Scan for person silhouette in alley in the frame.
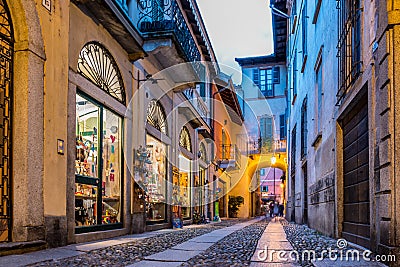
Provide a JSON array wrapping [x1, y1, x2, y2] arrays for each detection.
[[278, 203, 284, 217], [273, 201, 279, 221], [269, 201, 274, 218]]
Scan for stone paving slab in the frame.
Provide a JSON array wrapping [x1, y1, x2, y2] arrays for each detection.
[[251, 248, 297, 263], [127, 260, 184, 267], [63, 239, 128, 252], [172, 241, 213, 251], [313, 258, 387, 267], [250, 262, 300, 267], [257, 241, 294, 250], [188, 235, 224, 243], [0, 247, 84, 267], [250, 219, 298, 266], [144, 249, 200, 262]]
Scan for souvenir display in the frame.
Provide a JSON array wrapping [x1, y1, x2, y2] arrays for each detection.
[[75, 94, 122, 228], [179, 154, 191, 219], [145, 135, 167, 222]]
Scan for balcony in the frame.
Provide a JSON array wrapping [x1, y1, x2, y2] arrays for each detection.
[[137, 0, 203, 78], [182, 87, 209, 122], [216, 144, 241, 170], [72, 0, 145, 61], [247, 137, 284, 155]]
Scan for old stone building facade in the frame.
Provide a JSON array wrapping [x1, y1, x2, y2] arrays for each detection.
[[286, 0, 400, 261], [0, 0, 248, 254]]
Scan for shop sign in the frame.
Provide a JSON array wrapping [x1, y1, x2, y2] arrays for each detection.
[[42, 0, 51, 12]]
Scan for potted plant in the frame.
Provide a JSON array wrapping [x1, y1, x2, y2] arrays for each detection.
[[228, 196, 244, 218]]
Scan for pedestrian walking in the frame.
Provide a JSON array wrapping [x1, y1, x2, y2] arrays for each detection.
[[278, 203, 284, 217], [269, 201, 274, 218], [273, 201, 279, 221]]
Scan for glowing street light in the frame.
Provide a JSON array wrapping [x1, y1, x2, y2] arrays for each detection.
[[271, 156, 277, 165]]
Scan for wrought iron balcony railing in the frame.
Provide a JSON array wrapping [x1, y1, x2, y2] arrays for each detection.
[[182, 87, 209, 121], [137, 0, 201, 63], [247, 137, 275, 155]]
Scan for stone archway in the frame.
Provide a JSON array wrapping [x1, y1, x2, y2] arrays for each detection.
[[5, 0, 45, 242]]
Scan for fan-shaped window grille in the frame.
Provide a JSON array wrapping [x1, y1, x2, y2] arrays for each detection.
[[179, 126, 192, 152], [146, 100, 167, 135], [199, 142, 206, 162], [77, 42, 126, 104], [0, 0, 12, 42]]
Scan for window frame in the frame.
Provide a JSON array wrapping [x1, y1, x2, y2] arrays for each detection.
[[75, 91, 124, 234], [260, 68, 274, 97]]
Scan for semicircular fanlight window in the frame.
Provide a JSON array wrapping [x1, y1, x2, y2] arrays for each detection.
[[199, 142, 207, 162], [179, 126, 192, 152], [77, 42, 126, 104], [146, 100, 168, 135]]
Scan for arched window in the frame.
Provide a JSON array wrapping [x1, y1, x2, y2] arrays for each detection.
[[0, 0, 13, 243], [199, 142, 207, 162], [77, 42, 126, 104], [146, 100, 167, 135], [179, 126, 191, 152]]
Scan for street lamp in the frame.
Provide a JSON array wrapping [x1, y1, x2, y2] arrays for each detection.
[[271, 156, 276, 200]]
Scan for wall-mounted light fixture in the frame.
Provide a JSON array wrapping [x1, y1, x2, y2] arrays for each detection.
[[130, 70, 164, 87]]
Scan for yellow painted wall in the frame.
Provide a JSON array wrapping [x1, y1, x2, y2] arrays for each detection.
[[38, 0, 70, 217]]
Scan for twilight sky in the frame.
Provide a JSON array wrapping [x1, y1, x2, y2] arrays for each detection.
[[197, 0, 274, 84]]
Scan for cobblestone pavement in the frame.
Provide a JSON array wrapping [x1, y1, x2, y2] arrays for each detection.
[[181, 219, 269, 267], [281, 220, 388, 267], [27, 219, 249, 267]]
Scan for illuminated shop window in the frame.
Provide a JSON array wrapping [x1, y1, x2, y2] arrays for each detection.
[[75, 94, 122, 230], [145, 135, 167, 223]]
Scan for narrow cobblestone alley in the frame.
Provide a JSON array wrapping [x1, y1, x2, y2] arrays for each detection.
[[0, 218, 391, 267]]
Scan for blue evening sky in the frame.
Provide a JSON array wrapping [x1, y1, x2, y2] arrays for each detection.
[[197, 0, 274, 84]]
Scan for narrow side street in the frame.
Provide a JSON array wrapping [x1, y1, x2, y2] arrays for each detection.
[[1, 217, 389, 267]]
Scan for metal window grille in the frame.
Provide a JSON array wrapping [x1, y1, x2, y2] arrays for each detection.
[[301, 98, 307, 158], [0, 0, 13, 243], [336, 0, 362, 104]]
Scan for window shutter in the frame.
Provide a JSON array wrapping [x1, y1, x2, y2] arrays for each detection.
[[199, 83, 206, 98], [266, 117, 273, 138], [273, 66, 280, 84], [280, 114, 285, 140], [260, 118, 266, 140]]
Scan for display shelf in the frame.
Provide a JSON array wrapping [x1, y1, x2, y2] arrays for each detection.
[[75, 194, 97, 199], [103, 196, 120, 201]]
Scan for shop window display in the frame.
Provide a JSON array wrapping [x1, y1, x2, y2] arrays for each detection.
[[179, 154, 191, 219], [75, 94, 122, 229], [145, 135, 167, 222]]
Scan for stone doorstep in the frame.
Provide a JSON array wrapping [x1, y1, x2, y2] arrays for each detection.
[[0, 247, 85, 267], [0, 240, 47, 257]]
